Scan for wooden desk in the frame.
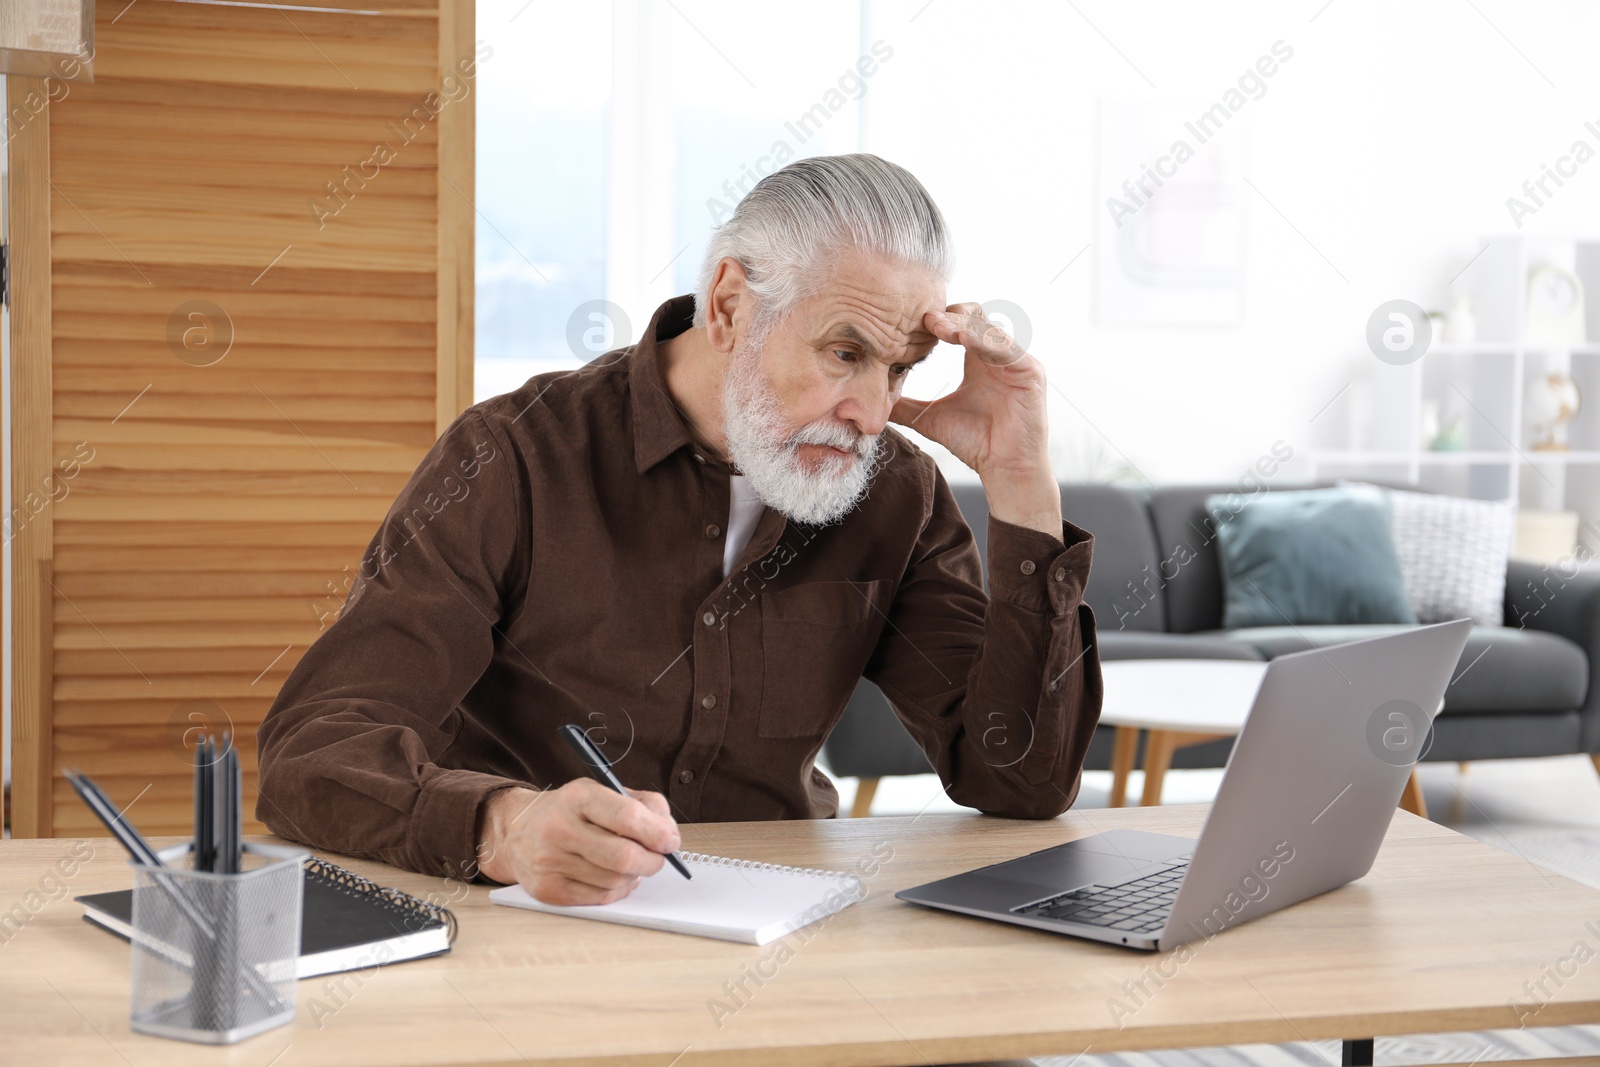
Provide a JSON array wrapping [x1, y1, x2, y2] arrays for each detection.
[[2, 805, 1598, 1066]]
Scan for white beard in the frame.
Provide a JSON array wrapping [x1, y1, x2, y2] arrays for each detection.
[[721, 329, 884, 526]]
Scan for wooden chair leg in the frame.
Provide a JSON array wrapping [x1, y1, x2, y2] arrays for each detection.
[[1399, 770, 1428, 818], [1591, 753, 1600, 782], [1109, 727, 1138, 808], [1457, 761, 1470, 776], [850, 777, 879, 818], [1141, 731, 1177, 807]]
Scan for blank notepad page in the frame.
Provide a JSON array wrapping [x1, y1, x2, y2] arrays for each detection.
[[488, 851, 865, 945]]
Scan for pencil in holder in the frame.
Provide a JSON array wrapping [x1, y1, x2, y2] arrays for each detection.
[[128, 841, 306, 1044]]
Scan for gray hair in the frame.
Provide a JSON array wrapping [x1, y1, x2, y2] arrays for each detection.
[[692, 153, 951, 339]]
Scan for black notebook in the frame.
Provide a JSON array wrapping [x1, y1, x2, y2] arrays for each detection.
[[75, 855, 457, 979]]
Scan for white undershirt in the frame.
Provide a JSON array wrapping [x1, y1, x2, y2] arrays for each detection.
[[723, 473, 766, 577]]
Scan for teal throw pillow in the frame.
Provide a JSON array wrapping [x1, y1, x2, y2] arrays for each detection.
[[1206, 486, 1418, 629]]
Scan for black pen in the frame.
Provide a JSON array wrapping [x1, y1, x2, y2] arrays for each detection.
[[193, 734, 205, 872], [228, 734, 242, 875], [66, 768, 165, 869], [214, 733, 231, 875], [559, 723, 691, 880], [198, 735, 213, 872], [219, 732, 234, 875]]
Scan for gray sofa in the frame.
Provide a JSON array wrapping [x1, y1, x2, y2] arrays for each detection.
[[821, 482, 1600, 811]]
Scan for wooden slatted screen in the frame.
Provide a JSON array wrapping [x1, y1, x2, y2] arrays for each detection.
[[7, 0, 475, 837]]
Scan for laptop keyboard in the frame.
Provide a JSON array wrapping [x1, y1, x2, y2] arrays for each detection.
[[1010, 861, 1188, 935]]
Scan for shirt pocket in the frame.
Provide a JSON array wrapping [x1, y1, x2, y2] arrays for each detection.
[[758, 578, 895, 739]]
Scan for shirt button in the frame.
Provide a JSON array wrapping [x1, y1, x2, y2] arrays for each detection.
[[702, 610, 716, 626], [678, 769, 695, 784], [701, 694, 717, 709], [1054, 567, 1067, 582], [1020, 560, 1036, 575], [705, 523, 721, 538]]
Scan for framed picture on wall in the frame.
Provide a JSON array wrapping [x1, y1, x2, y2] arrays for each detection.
[[1094, 98, 1246, 326]]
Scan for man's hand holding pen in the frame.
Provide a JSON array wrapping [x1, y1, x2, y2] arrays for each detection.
[[475, 781, 682, 905]]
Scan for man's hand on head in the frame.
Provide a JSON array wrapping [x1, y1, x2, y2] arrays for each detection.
[[475, 779, 681, 905], [889, 303, 1063, 538]]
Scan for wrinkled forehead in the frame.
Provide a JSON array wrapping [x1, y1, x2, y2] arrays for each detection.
[[794, 253, 945, 356]]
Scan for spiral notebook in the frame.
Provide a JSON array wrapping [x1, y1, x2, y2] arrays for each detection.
[[489, 851, 864, 945], [76, 856, 457, 979]]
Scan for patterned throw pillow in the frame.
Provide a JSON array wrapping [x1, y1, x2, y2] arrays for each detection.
[[1345, 483, 1514, 627]]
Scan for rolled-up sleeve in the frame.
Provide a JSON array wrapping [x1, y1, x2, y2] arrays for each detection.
[[255, 406, 530, 879], [863, 464, 1101, 818]]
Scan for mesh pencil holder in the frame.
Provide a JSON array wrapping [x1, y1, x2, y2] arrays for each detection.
[[128, 841, 306, 1044]]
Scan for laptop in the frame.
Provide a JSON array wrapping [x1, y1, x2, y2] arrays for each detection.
[[894, 619, 1472, 951]]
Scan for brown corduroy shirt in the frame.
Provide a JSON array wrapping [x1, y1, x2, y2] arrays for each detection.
[[256, 295, 1102, 881]]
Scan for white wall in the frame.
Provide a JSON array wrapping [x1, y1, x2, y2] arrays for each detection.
[[852, 0, 1600, 484]]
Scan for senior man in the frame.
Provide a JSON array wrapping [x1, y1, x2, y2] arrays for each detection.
[[256, 154, 1102, 918]]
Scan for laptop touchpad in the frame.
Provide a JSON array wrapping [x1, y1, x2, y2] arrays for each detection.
[[993, 846, 1158, 889]]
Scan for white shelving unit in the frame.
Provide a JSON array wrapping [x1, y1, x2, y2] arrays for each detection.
[[1309, 236, 1600, 539]]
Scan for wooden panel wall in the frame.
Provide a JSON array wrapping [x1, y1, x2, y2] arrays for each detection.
[[8, 0, 475, 837]]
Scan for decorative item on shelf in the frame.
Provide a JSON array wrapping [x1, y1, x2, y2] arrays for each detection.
[[1432, 414, 1468, 451], [1419, 400, 1442, 450], [1426, 309, 1447, 338], [1524, 263, 1587, 347], [1443, 295, 1477, 343], [1527, 372, 1582, 451]]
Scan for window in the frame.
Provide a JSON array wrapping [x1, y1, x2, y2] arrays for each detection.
[[474, 0, 611, 401], [474, 0, 864, 403]]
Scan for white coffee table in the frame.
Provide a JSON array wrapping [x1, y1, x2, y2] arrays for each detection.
[[1100, 659, 1427, 815]]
